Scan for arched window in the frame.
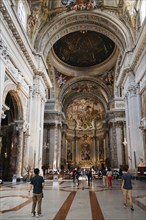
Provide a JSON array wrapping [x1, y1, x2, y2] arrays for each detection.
[[17, 0, 27, 30], [140, 0, 146, 25]]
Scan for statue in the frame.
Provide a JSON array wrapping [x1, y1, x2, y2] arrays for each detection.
[[124, 0, 137, 28], [138, 157, 145, 167]]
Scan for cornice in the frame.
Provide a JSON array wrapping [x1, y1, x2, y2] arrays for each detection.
[[131, 36, 146, 71], [116, 21, 146, 87]]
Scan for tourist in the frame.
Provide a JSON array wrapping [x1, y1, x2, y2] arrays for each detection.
[[102, 167, 108, 188], [28, 168, 45, 217], [121, 165, 134, 211], [106, 168, 112, 189]]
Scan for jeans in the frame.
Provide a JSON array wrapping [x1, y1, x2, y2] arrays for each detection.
[[32, 193, 43, 215]]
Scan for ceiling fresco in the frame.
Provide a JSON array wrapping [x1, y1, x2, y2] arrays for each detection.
[[53, 31, 115, 67], [66, 98, 105, 130], [61, 0, 103, 10]]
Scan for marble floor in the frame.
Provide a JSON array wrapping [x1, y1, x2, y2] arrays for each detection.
[[0, 177, 146, 220]]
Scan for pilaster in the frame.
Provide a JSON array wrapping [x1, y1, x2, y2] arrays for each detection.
[[107, 108, 125, 168], [48, 123, 62, 170], [29, 76, 47, 170], [125, 82, 143, 169], [0, 38, 8, 125], [61, 129, 67, 167]]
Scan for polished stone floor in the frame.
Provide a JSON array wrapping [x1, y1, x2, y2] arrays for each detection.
[[0, 177, 146, 220]]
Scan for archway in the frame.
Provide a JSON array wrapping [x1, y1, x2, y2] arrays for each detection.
[[59, 78, 110, 170], [0, 91, 23, 180]]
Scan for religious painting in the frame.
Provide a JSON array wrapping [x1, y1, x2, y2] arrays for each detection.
[[81, 142, 90, 160], [61, 0, 101, 10], [80, 135, 91, 161], [67, 141, 72, 161], [54, 68, 72, 88], [66, 98, 105, 130], [99, 138, 104, 160]]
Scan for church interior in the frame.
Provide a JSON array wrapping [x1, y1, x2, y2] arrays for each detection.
[[0, 0, 146, 181]]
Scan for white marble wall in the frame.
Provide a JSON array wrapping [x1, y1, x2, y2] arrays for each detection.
[[125, 80, 145, 167], [0, 2, 51, 178]]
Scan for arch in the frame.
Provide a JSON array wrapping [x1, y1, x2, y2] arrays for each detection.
[[34, 10, 135, 57], [59, 76, 111, 114], [3, 83, 23, 120], [1, 83, 24, 180]]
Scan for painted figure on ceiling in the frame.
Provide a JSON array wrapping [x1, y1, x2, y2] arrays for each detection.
[[57, 74, 66, 87], [61, 0, 100, 10], [61, 0, 76, 6]]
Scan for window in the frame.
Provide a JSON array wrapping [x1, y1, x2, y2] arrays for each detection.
[[140, 0, 146, 25], [17, 0, 27, 30]]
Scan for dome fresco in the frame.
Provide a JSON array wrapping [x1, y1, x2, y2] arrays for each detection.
[[53, 31, 115, 67]]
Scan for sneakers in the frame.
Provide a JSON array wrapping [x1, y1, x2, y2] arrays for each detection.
[[36, 214, 42, 218], [131, 206, 134, 211], [31, 213, 35, 217]]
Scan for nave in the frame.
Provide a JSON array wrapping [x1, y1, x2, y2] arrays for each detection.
[[0, 178, 146, 220]]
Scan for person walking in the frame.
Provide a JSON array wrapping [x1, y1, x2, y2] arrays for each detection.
[[102, 167, 107, 188], [121, 166, 134, 211], [72, 168, 77, 183], [76, 166, 81, 186], [106, 168, 112, 189], [87, 168, 92, 186], [28, 168, 45, 217]]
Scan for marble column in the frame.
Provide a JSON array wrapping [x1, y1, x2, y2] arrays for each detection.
[[57, 124, 62, 169], [109, 123, 118, 167], [15, 121, 24, 178], [73, 121, 77, 165], [103, 138, 106, 162], [125, 83, 143, 169], [125, 83, 144, 169], [44, 99, 63, 170], [93, 122, 96, 165], [76, 137, 79, 163], [61, 131, 67, 166], [22, 87, 32, 173], [97, 139, 99, 165], [115, 122, 123, 167], [48, 123, 62, 170]]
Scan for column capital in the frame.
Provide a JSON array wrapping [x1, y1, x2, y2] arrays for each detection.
[[0, 38, 9, 60], [15, 120, 29, 132], [125, 83, 140, 98]]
